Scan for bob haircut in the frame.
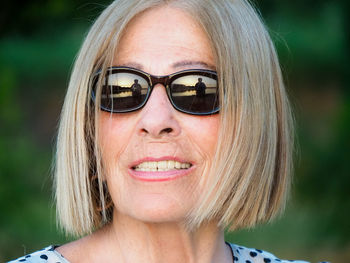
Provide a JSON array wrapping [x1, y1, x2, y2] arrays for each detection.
[[55, 0, 294, 236]]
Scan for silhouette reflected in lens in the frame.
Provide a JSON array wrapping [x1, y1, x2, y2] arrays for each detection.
[[101, 73, 148, 111], [170, 75, 218, 113]]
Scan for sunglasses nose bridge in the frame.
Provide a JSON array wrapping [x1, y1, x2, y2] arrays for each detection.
[[149, 75, 169, 88]]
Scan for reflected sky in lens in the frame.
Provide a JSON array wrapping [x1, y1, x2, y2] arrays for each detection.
[[172, 75, 216, 87], [107, 72, 148, 88]]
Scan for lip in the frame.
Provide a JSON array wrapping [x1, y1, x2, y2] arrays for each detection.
[[128, 156, 194, 182]]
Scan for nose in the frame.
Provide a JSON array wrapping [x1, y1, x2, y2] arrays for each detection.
[[136, 84, 181, 138]]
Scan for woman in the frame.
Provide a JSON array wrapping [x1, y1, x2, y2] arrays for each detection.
[[9, 0, 317, 262]]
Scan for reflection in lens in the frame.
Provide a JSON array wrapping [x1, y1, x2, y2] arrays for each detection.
[[101, 72, 149, 111], [170, 75, 218, 113]]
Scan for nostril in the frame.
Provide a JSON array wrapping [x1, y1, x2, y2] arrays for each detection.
[[161, 128, 173, 134], [140, 127, 173, 135]]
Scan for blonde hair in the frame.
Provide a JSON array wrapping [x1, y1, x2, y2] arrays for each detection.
[[55, 0, 293, 236]]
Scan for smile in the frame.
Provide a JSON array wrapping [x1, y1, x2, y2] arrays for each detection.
[[133, 160, 192, 172]]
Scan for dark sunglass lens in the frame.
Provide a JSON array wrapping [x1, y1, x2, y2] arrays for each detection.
[[169, 74, 219, 114], [100, 72, 149, 112]]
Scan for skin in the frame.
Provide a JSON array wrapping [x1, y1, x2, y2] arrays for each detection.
[[57, 6, 232, 263]]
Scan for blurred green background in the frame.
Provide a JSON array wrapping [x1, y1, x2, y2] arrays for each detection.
[[0, 0, 349, 262]]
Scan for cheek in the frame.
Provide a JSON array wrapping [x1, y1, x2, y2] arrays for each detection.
[[98, 113, 135, 168], [183, 115, 220, 157]]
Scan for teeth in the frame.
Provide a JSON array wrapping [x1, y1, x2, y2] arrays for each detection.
[[158, 161, 167, 169], [167, 160, 175, 169], [175, 161, 181, 169], [134, 160, 191, 172], [150, 162, 156, 169]]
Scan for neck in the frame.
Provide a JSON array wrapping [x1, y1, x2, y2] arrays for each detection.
[[90, 210, 231, 263]]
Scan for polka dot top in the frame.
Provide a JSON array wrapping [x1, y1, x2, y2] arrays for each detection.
[[7, 244, 329, 263]]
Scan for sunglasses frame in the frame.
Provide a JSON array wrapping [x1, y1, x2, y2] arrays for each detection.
[[91, 66, 220, 115]]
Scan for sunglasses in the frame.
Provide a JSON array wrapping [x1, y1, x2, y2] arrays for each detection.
[[91, 67, 220, 115]]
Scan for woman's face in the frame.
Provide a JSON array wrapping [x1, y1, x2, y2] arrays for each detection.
[[98, 6, 219, 223]]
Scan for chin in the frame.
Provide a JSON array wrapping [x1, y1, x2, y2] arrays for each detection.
[[114, 194, 194, 224]]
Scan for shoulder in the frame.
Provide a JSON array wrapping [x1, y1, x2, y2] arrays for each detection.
[[227, 243, 328, 263], [7, 245, 70, 263]]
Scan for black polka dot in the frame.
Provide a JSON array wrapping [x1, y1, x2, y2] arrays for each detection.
[[236, 249, 240, 254], [234, 256, 239, 261], [40, 254, 48, 260], [25, 255, 31, 258], [238, 247, 244, 249], [256, 249, 263, 253], [19, 259, 26, 262], [275, 259, 281, 262], [246, 261, 252, 263], [249, 251, 257, 257], [264, 258, 271, 263]]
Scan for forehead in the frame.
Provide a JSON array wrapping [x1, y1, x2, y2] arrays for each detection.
[[113, 6, 215, 74]]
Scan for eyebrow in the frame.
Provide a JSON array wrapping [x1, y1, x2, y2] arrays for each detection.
[[118, 62, 144, 69], [172, 60, 216, 71], [118, 60, 216, 72]]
